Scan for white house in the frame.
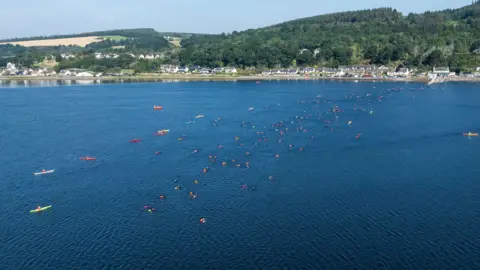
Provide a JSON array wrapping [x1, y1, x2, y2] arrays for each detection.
[[177, 66, 189, 73], [199, 68, 211, 74], [224, 67, 237, 73], [138, 54, 145, 59], [432, 66, 450, 76], [6, 62, 17, 72], [300, 67, 315, 74], [145, 54, 155, 60], [160, 65, 179, 73], [61, 53, 76, 60], [388, 68, 410, 77], [212, 67, 224, 73], [76, 71, 94, 77], [94, 53, 104, 59]]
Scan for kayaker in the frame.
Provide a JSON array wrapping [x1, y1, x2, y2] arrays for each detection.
[[203, 167, 208, 173], [37, 206, 41, 210], [42, 169, 46, 172]]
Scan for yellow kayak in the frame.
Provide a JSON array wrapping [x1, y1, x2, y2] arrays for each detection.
[[30, 205, 52, 213]]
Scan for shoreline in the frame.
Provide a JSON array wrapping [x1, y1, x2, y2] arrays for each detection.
[[1, 75, 479, 83]]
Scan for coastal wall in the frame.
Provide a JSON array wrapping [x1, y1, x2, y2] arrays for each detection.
[[2, 74, 480, 83]]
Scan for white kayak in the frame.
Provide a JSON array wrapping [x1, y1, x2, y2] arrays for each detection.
[[34, 169, 55, 176], [195, 114, 204, 119]]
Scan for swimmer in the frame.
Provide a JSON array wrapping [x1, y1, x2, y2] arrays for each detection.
[[236, 164, 241, 167], [175, 185, 182, 190], [245, 151, 250, 155], [200, 218, 206, 224], [193, 180, 199, 184], [159, 195, 166, 199], [241, 184, 248, 189], [275, 154, 280, 158], [217, 145, 224, 148], [269, 176, 274, 180], [299, 147, 304, 151], [192, 149, 199, 153], [222, 161, 227, 166], [155, 151, 162, 155], [245, 162, 250, 168], [203, 167, 209, 173]]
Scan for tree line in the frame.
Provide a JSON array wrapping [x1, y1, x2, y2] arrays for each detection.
[[177, 3, 480, 71]]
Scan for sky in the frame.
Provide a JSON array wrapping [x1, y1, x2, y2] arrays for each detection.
[[0, 0, 472, 39]]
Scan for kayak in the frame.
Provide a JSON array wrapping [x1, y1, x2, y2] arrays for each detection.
[[195, 115, 204, 119], [80, 157, 96, 161], [153, 105, 163, 110], [30, 205, 52, 213], [130, 139, 142, 143], [463, 133, 478, 136], [156, 129, 170, 135], [248, 107, 255, 111], [34, 169, 54, 175]]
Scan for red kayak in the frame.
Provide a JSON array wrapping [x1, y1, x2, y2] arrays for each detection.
[[130, 139, 142, 143], [80, 156, 96, 161]]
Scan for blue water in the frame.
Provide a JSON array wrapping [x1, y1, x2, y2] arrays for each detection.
[[1, 80, 479, 269]]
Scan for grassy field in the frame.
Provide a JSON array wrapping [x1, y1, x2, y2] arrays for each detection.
[[100, 35, 127, 41], [34, 59, 58, 68], [0, 36, 102, 47], [168, 38, 182, 47], [0, 35, 127, 47]]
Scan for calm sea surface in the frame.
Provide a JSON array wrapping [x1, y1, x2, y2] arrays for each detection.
[[0, 80, 479, 269]]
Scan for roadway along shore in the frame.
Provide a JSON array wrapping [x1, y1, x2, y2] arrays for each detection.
[[1, 74, 479, 83]]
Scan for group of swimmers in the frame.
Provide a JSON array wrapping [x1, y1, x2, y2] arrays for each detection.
[[143, 85, 417, 221]]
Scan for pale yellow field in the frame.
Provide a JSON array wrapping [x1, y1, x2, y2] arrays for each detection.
[[0, 36, 104, 47]]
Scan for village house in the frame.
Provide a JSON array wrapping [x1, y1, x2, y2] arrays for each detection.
[[286, 69, 299, 75], [188, 66, 201, 73], [387, 67, 410, 77], [261, 70, 272, 75], [460, 71, 474, 77], [61, 53, 76, 60], [76, 71, 94, 77], [224, 67, 237, 73], [160, 65, 179, 73], [137, 54, 145, 59], [199, 68, 211, 74], [300, 67, 315, 74], [94, 53, 104, 59], [318, 67, 337, 76], [177, 66, 189, 73], [104, 53, 119, 59], [145, 54, 155, 60], [432, 66, 450, 76], [340, 65, 376, 72], [212, 67, 224, 73]]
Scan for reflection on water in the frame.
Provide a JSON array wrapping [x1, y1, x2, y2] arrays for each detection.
[[0, 78, 230, 88]]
